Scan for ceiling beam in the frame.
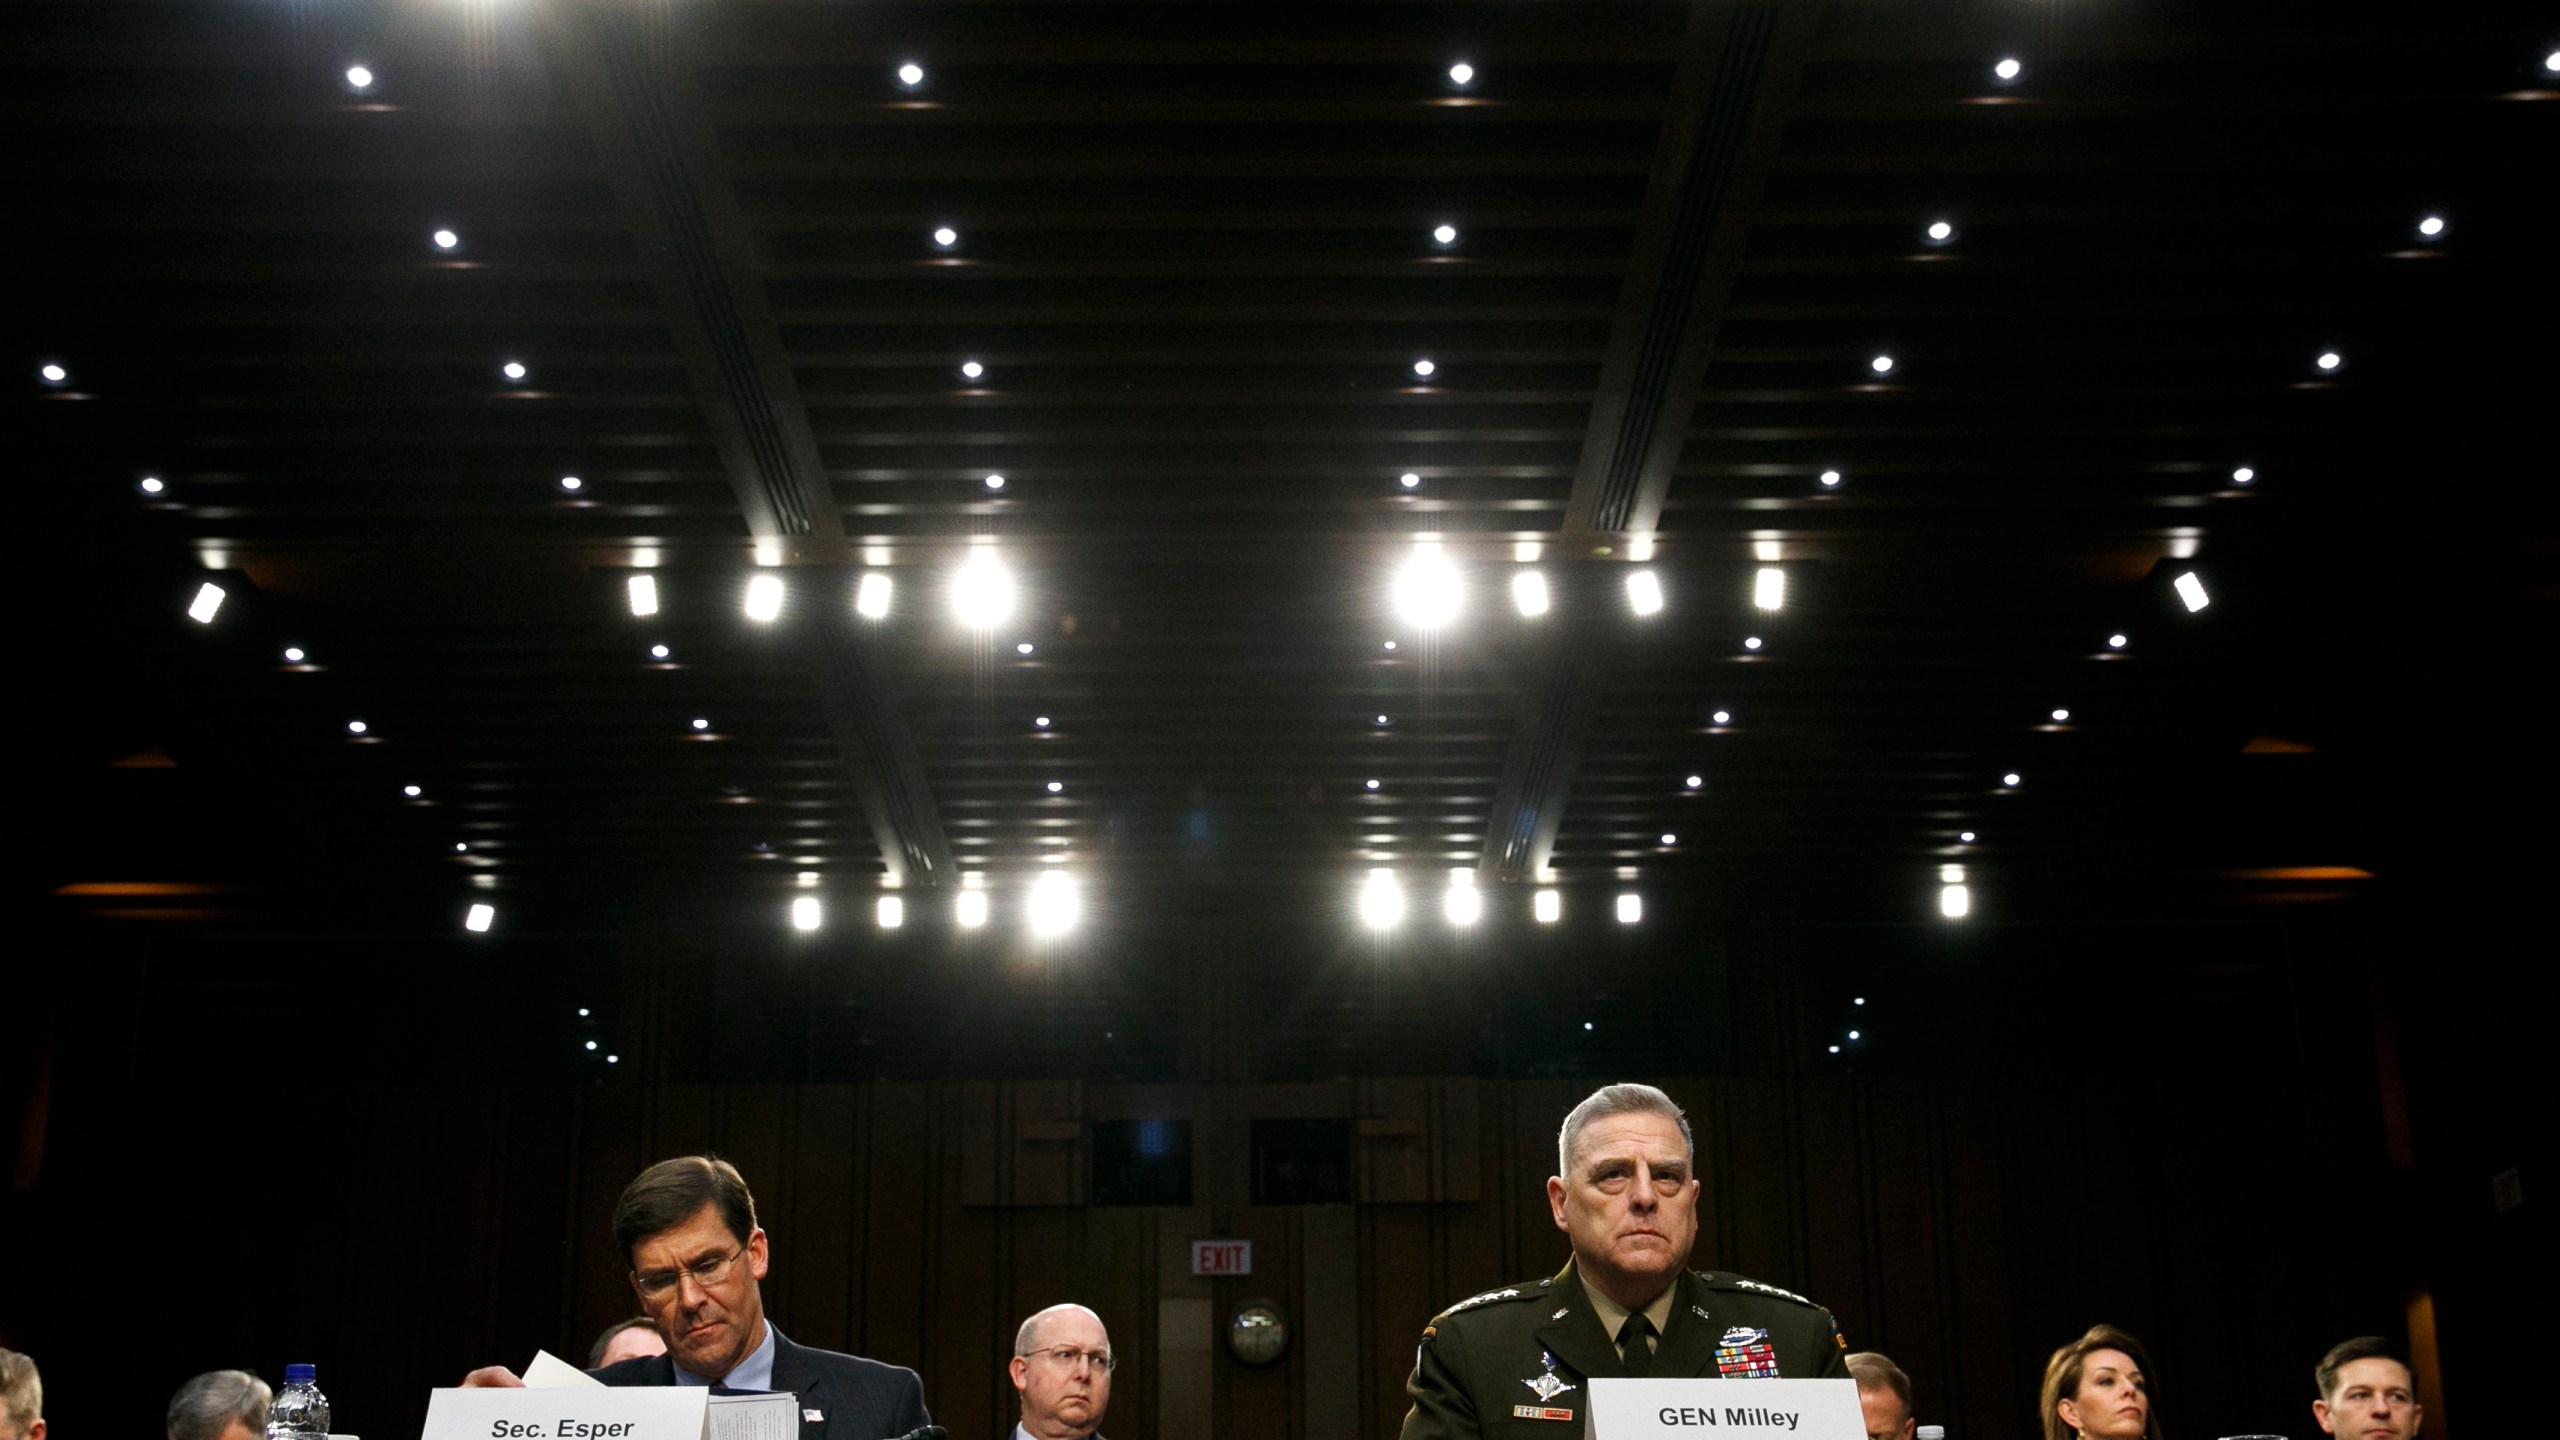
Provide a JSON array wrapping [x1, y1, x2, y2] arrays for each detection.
[[542, 2, 953, 887], [1480, 0, 1824, 878]]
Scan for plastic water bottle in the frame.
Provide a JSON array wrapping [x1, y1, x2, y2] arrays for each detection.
[[1916, 1428, 1945, 1440], [267, 1364, 330, 1440]]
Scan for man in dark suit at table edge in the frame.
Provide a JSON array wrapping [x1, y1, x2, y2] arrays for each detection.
[[462, 1155, 932, 1440]]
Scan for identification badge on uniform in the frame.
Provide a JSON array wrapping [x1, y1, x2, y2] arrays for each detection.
[[1714, 1340, 1781, 1377], [1512, 1405, 1575, 1422], [1522, 1349, 1577, 1404]]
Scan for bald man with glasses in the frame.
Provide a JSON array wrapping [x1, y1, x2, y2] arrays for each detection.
[[1006, 1305, 1115, 1440], [463, 1155, 938, 1440]]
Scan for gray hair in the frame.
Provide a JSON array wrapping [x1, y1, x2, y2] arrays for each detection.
[[1847, 1352, 1913, 1415], [1557, 1083, 1693, 1178], [0, 1349, 39, 1439], [168, 1370, 270, 1440]]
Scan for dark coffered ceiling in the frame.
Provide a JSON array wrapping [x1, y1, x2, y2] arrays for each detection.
[[14, 1, 2557, 954]]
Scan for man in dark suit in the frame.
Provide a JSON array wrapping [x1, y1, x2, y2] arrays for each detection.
[[1399, 1084, 1849, 1439], [464, 1155, 933, 1440]]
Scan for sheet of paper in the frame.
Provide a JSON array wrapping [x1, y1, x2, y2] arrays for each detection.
[[706, 1392, 798, 1440], [523, 1349, 607, 1389]]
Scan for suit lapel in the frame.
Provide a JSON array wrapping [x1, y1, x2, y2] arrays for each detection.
[[1531, 1260, 1623, 1385], [1651, 1270, 1719, 1377], [765, 1330, 827, 1432]]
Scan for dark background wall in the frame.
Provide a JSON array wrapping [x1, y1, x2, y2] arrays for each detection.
[[4, 869, 2537, 1440]]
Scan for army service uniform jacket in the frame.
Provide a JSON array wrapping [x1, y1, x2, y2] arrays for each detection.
[[1398, 1260, 1848, 1440]]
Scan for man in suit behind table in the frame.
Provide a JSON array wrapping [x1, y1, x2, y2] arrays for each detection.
[[464, 1155, 934, 1440], [1400, 1083, 1849, 1439]]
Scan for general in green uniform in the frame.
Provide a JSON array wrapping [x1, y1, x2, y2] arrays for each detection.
[[1398, 1084, 1849, 1439]]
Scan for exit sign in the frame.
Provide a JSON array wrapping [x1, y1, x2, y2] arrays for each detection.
[[1191, 1239, 1253, 1276]]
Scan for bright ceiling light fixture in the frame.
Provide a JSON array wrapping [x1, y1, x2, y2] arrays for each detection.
[[464, 902, 494, 933], [2231, 466, 2255, 484], [1615, 893, 1643, 925], [950, 548, 1015, 628], [1447, 61, 1475, 86], [627, 573, 659, 617], [1869, 353, 1896, 375], [1399, 471, 1422, 488], [1992, 56, 2021, 82], [559, 475, 583, 492], [346, 720, 368, 735], [1443, 869, 1481, 926], [1358, 869, 1405, 930], [896, 61, 925, 88], [1626, 569, 1664, 617], [501, 361, 527, 381], [1659, 833, 1677, 846], [1753, 566, 1786, 612], [1940, 883, 1971, 919], [875, 895, 903, 930], [432, 228, 459, 250], [345, 64, 375, 90], [1741, 635, 1763, 652], [39, 363, 68, 385], [186, 582, 226, 624], [1393, 541, 1464, 629], [1711, 709, 1731, 725], [743, 573, 785, 623], [792, 896, 823, 932], [1819, 469, 1842, 488], [1925, 219, 1956, 244], [139, 476, 165, 494], [2001, 771, 2021, 787], [1959, 831, 1977, 844], [403, 784, 422, 798], [1411, 358, 1437, 378], [954, 886, 989, 929], [2173, 571, 2211, 613], [1432, 223, 1459, 245], [855, 571, 892, 619], [959, 359, 984, 379], [2051, 708, 2072, 722], [932, 226, 959, 248], [1684, 773, 1703, 788], [283, 646, 306, 663], [2416, 214, 2447, 239], [2107, 633, 2128, 650], [1533, 888, 1561, 923], [1511, 568, 1550, 617], [2314, 350, 2343, 373], [984, 473, 1005, 490], [1028, 870, 1080, 937]]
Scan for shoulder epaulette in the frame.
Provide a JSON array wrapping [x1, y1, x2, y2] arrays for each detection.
[[1696, 1271, 1824, 1310], [1430, 1282, 1542, 1324]]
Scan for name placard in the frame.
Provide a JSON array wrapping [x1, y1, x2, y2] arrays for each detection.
[[422, 1387, 710, 1440], [1585, 1379, 1864, 1440]]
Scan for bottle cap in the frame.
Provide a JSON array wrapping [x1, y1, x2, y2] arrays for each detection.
[[285, 1364, 317, 1384]]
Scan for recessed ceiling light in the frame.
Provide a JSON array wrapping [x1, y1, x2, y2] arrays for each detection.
[[1359, 869, 1405, 929], [1447, 62, 1475, 86], [431, 229, 459, 251], [1432, 223, 1459, 246], [2001, 771, 2021, 787], [1046, 780, 1063, 793], [649, 643, 670, 659], [1443, 874, 1482, 926], [1028, 871, 1080, 936], [1615, 893, 1643, 925], [1959, 831, 1977, 843], [950, 549, 1015, 628], [558, 475, 583, 492], [1684, 774, 1702, 788], [1392, 541, 1463, 629], [282, 646, 306, 663], [855, 571, 892, 619], [1374, 713, 1391, 726], [1399, 471, 1421, 489], [627, 573, 659, 617], [403, 784, 422, 798], [501, 361, 529, 383], [1753, 566, 1786, 612], [2051, 708, 2071, 722], [347, 719, 368, 735], [1829, 1044, 1841, 1055], [1940, 883, 1971, 919], [1925, 219, 1955, 244], [2231, 466, 2254, 484], [186, 582, 226, 624], [584, 1040, 598, 1053], [743, 573, 785, 623], [1869, 354, 1896, 375], [346, 65, 375, 90], [2547, 49, 2560, 74], [1511, 569, 1550, 618], [2416, 214, 2446, 239], [896, 61, 925, 88], [1847, 1029, 1862, 1042], [464, 902, 494, 933], [875, 895, 902, 930], [1626, 569, 1664, 617], [2173, 571, 2211, 612], [955, 888, 989, 928], [1992, 57, 2021, 82], [454, 841, 469, 853], [2315, 351, 2343, 373], [1534, 889, 1561, 923], [39, 363, 68, 385], [1659, 833, 1677, 846], [1411, 358, 1436, 378], [1016, 641, 1035, 655], [1711, 710, 1731, 726], [1382, 638, 1397, 650], [1364, 778, 1381, 791], [139, 475, 165, 494], [2107, 632, 2128, 650], [691, 717, 711, 731], [931, 226, 959, 248], [791, 896, 823, 932], [1034, 715, 1052, 728], [1819, 469, 1842, 488], [1741, 636, 1763, 652], [959, 360, 984, 379]]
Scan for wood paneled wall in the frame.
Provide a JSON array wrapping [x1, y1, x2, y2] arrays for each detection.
[[15, 1067, 2411, 1440]]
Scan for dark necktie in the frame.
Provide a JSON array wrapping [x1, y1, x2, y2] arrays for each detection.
[[1619, 1313, 1658, 1377]]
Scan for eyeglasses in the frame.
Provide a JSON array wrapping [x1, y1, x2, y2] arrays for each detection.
[[632, 1244, 744, 1300], [1021, 1344, 1116, 1375]]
